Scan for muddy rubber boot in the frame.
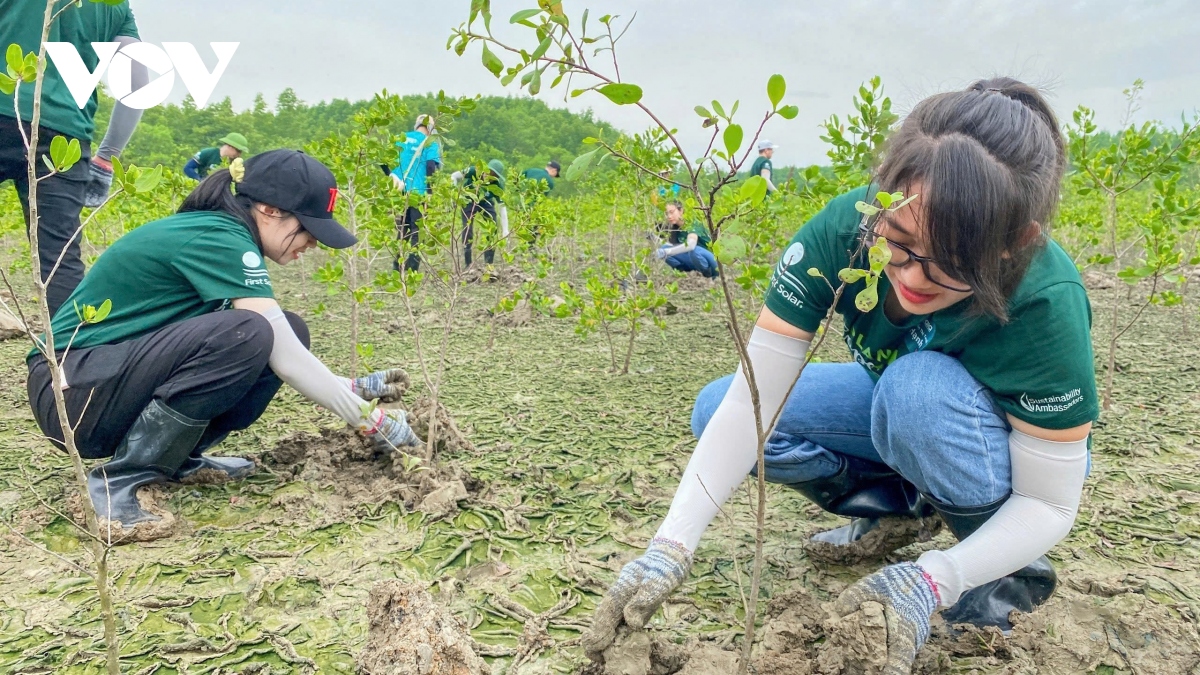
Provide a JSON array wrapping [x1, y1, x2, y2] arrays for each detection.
[[174, 431, 255, 482], [784, 456, 939, 564], [87, 399, 207, 526], [927, 495, 1058, 631]]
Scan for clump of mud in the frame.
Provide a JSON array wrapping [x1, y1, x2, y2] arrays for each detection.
[[493, 299, 534, 327], [580, 627, 739, 675], [357, 581, 488, 675], [265, 427, 480, 519], [672, 275, 718, 293], [804, 516, 943, 566], [747, 575, 1200, 675]]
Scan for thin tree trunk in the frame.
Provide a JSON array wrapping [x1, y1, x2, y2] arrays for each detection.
[[621, 320, 638, 375], [1103, 192, 1119, 411]]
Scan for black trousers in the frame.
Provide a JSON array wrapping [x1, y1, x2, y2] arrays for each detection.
[[0, 115, 90, 317], [462, 200, 496, 267], [394, 205, 423, 272], [27, 310, 310, 460]]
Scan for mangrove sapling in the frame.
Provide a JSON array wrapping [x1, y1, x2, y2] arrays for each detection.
[[0, 6, 165, 672], [1066, 80, 1200, 410]]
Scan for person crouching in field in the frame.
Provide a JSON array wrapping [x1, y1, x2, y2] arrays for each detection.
[[183, 133, 249, 180], [27, 150, 419, 534], [654, 201, 717, 278], [583, 78, 1097, 673]]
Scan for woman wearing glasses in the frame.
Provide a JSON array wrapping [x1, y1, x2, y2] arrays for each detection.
[[583, 78, 1097, 671]]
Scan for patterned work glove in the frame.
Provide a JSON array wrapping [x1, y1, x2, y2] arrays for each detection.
[[581, 538, 693, 656], [83, 158, 114, 208], [653, 247, 668, 260], [350, 369, 408, 403], [830, 561, 940, 675], [362, 408, 421, 452]]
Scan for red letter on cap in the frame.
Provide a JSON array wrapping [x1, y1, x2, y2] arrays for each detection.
[[327, 187, 339, 213]]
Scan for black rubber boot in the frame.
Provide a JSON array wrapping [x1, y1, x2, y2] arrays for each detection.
[[174, 431, 255, 482], [787, 455, 932, 546], [927, 494, 1058, 631], [87, 399, 207, 526]]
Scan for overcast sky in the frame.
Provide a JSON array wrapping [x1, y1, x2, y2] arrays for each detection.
[[129, 0, 1199, 165]]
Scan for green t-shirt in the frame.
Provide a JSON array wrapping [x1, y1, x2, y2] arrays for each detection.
[[463, 166, 505, 205], [40, 212, 274, 355], [192, 147, 224, 177], [764, 187, 1099, 431], [521, 167, 556, 194], [749, 156, 774, 188], [662, 221, 711, 250], [0, 0, 139, 142]]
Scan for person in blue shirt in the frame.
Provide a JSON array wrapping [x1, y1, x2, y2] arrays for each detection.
[[390, 115, 441, 272]]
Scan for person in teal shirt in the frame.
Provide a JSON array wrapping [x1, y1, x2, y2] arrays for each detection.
[[0, 0, 147, 315], [183, 132, 249, 180], [391, 115, 441, 271], [585, 79, 1097, 674]]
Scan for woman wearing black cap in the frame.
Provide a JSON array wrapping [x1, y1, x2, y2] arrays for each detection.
[[27, 149, 420, 534]]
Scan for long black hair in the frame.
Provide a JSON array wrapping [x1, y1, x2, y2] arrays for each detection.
[[177, 168, 305, 251], [874, 77, 1065, 321]]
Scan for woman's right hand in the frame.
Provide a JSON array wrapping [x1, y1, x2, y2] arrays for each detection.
[[364, 408, 422, 452], [580, 538, 693, 656]]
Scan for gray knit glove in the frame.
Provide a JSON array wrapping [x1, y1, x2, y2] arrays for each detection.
[[350, 368, 408, 403], [581, 538, 693, 656], [83, 158, 114, 208], [830, 561, 940, 675], [364, 409, 421, 452]]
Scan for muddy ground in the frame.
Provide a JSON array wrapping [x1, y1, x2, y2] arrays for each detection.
[[1, 256, 1198, 674]]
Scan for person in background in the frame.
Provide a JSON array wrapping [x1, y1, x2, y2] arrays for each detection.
[[183, 133, 249, 180], [749, 139, 779, 194], [654, 200, 717, 278], [27, 150, 420, 533], [0, 0, 147, 316], [452, 159, 508, 270], [521, 160, 559, 199], [391, 114, 441, 272]]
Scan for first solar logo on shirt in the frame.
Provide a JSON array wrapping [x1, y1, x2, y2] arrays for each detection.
[[242, 251, 270, 287]]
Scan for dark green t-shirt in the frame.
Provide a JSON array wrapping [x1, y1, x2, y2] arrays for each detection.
[[765, 187, 1099, 431], [41, 212, 274, 354], [0, 0, 139, 141], [192, 147, 224, 177], [749, 156, 774, 188], [463, 166, 505, 205], [662, 221, 711, 250], [521, 167, 556, 194]]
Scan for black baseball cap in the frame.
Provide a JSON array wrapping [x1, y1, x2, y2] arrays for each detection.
[[547, 160, 561, 171], [236, 149, 357, 249]]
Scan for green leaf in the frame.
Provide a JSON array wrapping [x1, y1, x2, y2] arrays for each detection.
[[777, 105, 799, 120], [527, 68, 542, 95], [481, 43, 504, 77], [712, 100, 726, 118], [5, 44, 22, 78], [876, 191, 894, 208], [694, 105, 712, 119], [132, 164, 163, 193], [713, 233, 747, 264], [48, 135, 81, 172], [868, 237, 892, 269], [854, 201, 880, 216], [0, 73, 15, 96], [807, 268, 824, 278], [739, 175, 768, 205], [93, 298, 112, 323], [510, 8, 541, 23], [723, 124, 743, 158], [855, 282, 879, 312], [110, 155, 125, 185], [767, 74, 786, 108], [838, 268, 868, 283], [597, 82, 642, 105], [566, 148, 599, 181], [531, 35, 553, 60]]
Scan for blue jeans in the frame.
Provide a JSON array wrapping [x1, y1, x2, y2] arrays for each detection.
[[691, 351, 1013, 507], [662, 245, 718, 278]]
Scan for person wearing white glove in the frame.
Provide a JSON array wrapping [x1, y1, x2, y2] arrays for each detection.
[[583, 78, 1096, 675], [653, 201, 717, 278], [26, 150, 422, 534]]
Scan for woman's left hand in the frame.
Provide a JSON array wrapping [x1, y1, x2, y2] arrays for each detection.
[[351, 369, 410, 403], [829, 562, 939, 674]]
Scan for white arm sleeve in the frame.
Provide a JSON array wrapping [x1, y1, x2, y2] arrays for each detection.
[[917, 430, 1088, 606], [262, 306, 372, 428], [497, 203, 510, 238], [655, 327, 810, 551], [760, 168, 778, 193], [660, 243, 694, 257]]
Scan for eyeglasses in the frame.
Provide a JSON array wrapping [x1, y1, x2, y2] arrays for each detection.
[[858, 216, 972, 293]]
